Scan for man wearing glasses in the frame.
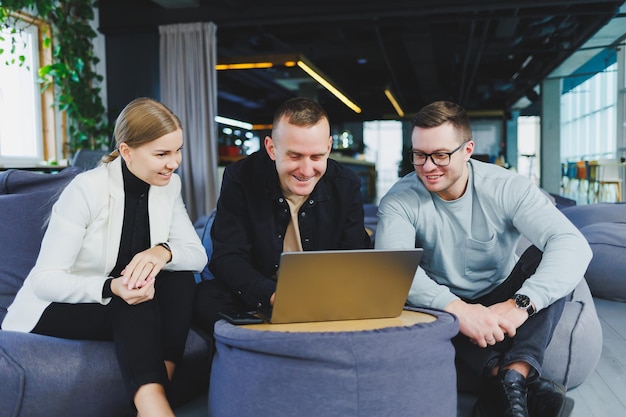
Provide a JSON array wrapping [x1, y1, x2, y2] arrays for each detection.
[[375, 101, 591, 417]]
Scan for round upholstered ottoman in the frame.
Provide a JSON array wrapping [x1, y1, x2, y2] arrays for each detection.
[[542, 278, 602, 388], [457, 279, 602, 416], [578, 222, 626, 302], [208, 308, 458, 417]]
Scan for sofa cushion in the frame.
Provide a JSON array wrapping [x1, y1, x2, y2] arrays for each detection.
[[0, 166, 81, 196], [0, 327, 211, 417], [0, 344, 23, 417], [542, 278, 603, 388], [560, 202, 626, 229], [0, 168, 81, 324], [579, 222, 626, 302], [194, 208, 216, 282]]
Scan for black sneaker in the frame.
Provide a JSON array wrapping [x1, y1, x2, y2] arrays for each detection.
[[472, 368, 529, 417], [527, 377, 574, 417]]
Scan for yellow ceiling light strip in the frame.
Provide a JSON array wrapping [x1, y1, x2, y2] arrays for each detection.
[[215, 62, 274, 70], [252, 123, 274, 131], [297, 60, 362, 114], [384, 88, 405, 118], [215, 54, 362, 114]]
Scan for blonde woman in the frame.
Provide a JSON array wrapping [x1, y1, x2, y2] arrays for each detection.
[[2, 97, 207, 417]]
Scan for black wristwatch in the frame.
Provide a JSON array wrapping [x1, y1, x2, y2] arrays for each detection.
[[157, 242, 172, 263], [513, 294, 536, 316]]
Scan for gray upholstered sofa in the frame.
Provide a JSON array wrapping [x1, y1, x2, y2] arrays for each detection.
[[0, 167, 212, 417], [560, 202, 626, 302]]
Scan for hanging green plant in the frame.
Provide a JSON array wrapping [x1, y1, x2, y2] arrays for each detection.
[[0, 0, 109, 153]]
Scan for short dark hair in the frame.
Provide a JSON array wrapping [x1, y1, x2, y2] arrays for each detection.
[[412, 101, 472, 143], [272, 97, 329, 131]]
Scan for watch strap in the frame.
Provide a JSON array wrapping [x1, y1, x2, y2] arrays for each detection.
[[157, 242, 172, 263]]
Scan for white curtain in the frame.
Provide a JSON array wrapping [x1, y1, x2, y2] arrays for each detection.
[[159, 22, 219, 221]]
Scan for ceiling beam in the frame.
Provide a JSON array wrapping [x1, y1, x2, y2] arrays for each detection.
[[99, 2, 621, 34], [151, 0, 199, 8]]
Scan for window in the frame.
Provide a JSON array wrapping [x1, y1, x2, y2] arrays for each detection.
[[0, 14, 55, 167], [363, 120, 403, 204], [561, 62, 617, 161], [517, 116, 541, 185]]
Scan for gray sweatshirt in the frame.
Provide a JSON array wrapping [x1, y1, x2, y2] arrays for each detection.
[[376, 159, 592, 312]]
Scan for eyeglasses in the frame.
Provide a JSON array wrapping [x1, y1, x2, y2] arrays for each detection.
[[409, 141, 469, 167]]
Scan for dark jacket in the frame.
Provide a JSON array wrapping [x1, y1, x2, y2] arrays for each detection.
[[209, 149, 372, 310]]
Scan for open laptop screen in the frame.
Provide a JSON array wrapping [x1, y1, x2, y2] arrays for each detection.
[[266, 248, 423, 324]]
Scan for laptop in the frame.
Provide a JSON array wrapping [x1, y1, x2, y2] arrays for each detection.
[[261, 248, 423, 324]]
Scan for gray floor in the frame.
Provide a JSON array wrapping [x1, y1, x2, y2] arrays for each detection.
[[173, 297, 626, 417], [568, 297, 626, 416]]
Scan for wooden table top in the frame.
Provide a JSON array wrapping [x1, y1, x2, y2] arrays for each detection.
[[241, 309, 437, 333]]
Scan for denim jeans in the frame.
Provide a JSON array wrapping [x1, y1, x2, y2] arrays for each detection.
[[453, 245, 567, 379]]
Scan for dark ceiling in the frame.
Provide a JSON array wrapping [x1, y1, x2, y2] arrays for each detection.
[[98, 0, 623, 125]]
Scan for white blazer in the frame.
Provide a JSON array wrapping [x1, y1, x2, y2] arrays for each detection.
[[2, 157, 207, 332]]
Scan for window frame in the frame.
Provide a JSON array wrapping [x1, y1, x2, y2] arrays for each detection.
[[0, 11, 59, 167]]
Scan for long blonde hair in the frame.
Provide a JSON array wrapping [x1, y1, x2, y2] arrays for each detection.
[[103, 97, 182, 163]]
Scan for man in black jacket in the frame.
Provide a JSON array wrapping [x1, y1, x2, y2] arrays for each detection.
[[194, 97, 372, 334]]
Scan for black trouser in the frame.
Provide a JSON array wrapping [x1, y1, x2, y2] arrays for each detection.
[[453, 246, 567, 380], [32, 270, 196, 400], [193, 278, 249, 337]]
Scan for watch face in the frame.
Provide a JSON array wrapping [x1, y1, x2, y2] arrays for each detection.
[[515, 294, 531, 308]]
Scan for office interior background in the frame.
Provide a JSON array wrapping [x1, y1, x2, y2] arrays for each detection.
[[1, 1, 626, 212]]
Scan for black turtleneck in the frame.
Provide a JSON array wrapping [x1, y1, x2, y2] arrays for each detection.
[[103, 159, 151, 297]]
